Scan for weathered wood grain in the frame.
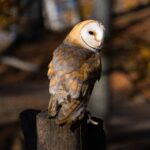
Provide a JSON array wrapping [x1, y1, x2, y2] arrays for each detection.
[[36, 112, 81, 150]]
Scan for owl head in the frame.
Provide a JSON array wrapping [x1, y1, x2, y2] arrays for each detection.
[[65, 20, 105, 52]]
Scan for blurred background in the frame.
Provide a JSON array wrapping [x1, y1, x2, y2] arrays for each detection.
[[0, 0, 150, 149]]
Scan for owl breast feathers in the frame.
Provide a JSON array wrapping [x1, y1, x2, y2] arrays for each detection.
[[47, 20, 104, 125]]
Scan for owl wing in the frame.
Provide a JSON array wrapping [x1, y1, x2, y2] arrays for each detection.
[[64, 59, 101, 100], [47, 45, 88, 95], [48, 46, 101, 98], [56, 58, 101, 125]]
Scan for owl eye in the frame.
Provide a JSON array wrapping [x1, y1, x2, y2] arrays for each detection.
[[88, 31, 94, 35]]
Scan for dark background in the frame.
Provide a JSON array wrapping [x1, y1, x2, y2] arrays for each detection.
[[0, 0, 150, 149]]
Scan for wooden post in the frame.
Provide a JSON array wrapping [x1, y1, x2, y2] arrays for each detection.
[[20, 110, 106, 150], [36, 112, 81, 150]]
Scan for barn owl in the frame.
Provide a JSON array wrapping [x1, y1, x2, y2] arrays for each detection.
[[47, 20, 104, 125]]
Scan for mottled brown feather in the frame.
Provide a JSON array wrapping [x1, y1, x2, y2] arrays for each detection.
[[47, 45, 101, 125]]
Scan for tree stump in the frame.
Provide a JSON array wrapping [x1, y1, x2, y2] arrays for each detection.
[[20, 110, 106, 150]]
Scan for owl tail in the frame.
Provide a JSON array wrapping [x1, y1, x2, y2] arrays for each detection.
[[48, 95, 58, 117], [56, 100, 85, 125]]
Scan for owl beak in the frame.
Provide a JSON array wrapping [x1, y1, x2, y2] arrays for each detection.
[[96, 41, 103, 52]]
